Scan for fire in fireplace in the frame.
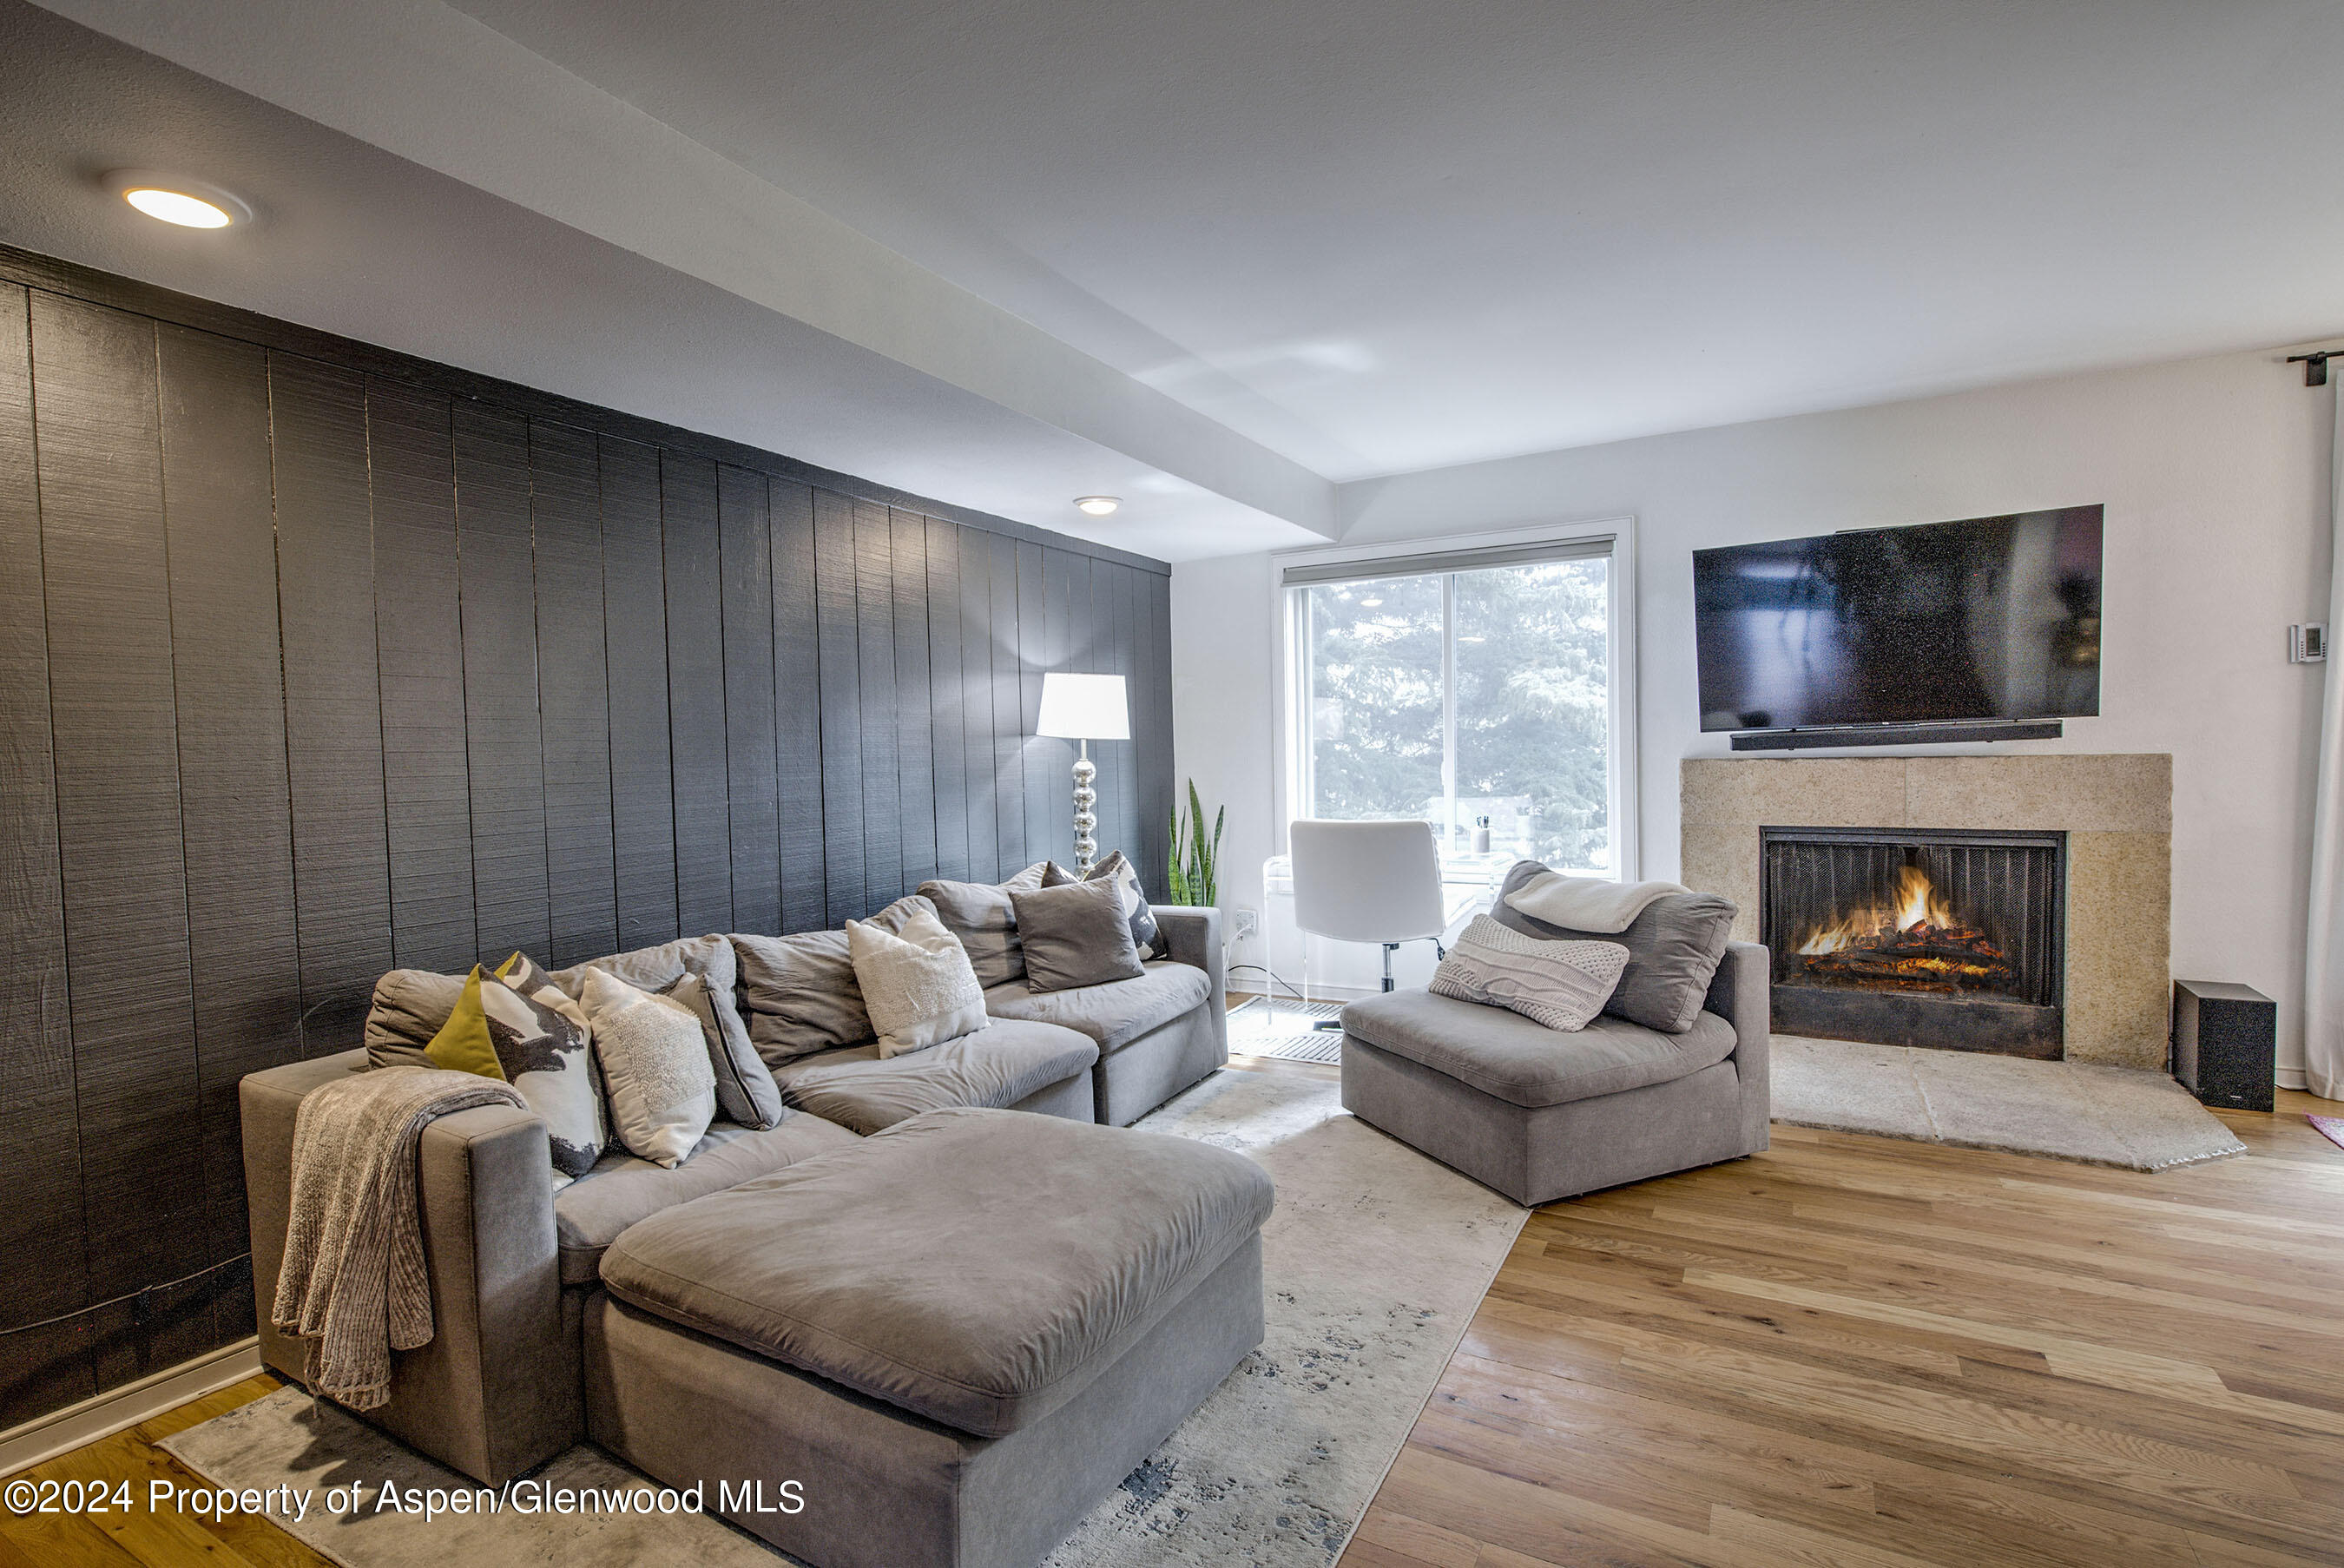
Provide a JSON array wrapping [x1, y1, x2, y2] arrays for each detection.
[[1794, 864, 2018, 996], [1760, 827, 2065, 1057]]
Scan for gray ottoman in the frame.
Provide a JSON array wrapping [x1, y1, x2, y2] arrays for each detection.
[[584, 1106, 1274, 1568]]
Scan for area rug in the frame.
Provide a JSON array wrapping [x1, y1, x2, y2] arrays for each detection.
[[161, 1068, 1526, 1568], [1771, 1034, 2246, 1170], [2311, 1113, 2344, 1153]]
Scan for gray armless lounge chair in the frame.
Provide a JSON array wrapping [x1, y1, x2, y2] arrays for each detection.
[[1339, 865, 1769, 1207]]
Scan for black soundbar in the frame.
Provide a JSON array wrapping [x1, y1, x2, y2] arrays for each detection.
[[1728, 719, 2064, 751]]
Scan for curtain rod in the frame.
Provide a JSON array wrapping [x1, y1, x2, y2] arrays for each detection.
[[2288, 350, 2344, 385]]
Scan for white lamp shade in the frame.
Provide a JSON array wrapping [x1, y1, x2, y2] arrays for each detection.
[[1036, 672, 1130, 740]]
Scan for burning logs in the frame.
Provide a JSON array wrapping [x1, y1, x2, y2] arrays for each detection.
[[1790, 865, 2018, 995], [1800, 922, 2015, 992]]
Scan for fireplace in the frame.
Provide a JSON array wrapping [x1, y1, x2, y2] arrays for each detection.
[[1759, 826, 2067, 1057]]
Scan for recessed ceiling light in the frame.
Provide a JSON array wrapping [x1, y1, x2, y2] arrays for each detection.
[[1075, 496, 1121, 517], [107, 169, 250, 229]]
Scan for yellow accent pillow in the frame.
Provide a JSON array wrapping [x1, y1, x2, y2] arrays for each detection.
[[424, 966, 507, 1080]]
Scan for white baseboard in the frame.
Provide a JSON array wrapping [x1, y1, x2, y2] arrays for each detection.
[[0, 1336, 261, 1479], [2278, 1065, 2308, 1091]]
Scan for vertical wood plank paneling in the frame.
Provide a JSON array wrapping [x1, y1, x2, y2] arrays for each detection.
[[770, 480, 826, 932], [1142, 570, 1175, 897], [813, 489, 865, 924], [599, 438, 680, 948], [0, 260, 1179, 1433], [30, 295, 205, 1306], [924, 517, 969, 883], [529, 421, 617, 967], [1134, 564, 1162, 895], [156, 325, 300, 1279], [891, 509, 938, 890], [1088, 562, 1123, 866], [0, 282, 86, 1427], [1044, 550, 1080, 866], [662, 454, 732, 935], [454, 405, 550, 964], [268, 354, 390, 1047], [1018, 542, 1052, 866], [719, 464, 780, 934], [1067, 551, 1101, 862], [368, 381, 476, 972], [854, 498, 899, 911], [989, 533, 1026, 873], [1111, 564, 1141, 874], [955, 527, 999, 884]]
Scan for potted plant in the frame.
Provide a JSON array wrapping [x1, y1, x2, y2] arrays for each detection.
[[1167, 781, 1223, 906]]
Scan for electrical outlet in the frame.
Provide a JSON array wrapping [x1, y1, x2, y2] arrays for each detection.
[[1231, 906, 1259, 941]]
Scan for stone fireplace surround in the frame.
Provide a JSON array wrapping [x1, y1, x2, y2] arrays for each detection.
[[1681, 755, 2172, 1070]]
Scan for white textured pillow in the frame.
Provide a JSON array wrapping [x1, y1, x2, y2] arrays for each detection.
[[581, 965, 717, 1168], [847, 905, 991, 1058], [1429, 915, 1630, 1031]]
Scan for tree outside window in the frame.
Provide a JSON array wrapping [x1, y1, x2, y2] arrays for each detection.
[[1298, 557, 1611, 873]]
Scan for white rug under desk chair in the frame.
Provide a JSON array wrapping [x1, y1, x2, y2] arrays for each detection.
[[161, 1067, 1528, 1568]]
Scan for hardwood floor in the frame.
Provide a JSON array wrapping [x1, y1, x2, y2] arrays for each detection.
[[10, 1088, 2341, 1568], [0, 1374, 327, 1567], [1346, 1090, 2344, 1568]]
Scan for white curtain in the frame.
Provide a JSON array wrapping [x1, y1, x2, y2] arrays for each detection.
[[2305, 384, 2344, 1099]]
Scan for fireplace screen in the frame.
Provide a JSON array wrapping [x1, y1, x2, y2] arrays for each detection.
[[1759, 827, 2065, 1057]]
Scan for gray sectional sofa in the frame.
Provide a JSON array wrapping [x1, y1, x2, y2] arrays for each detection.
[[238, 894, 1236, 1547]]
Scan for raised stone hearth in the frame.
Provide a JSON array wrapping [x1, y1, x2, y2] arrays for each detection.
[[1682, 755, 2171, 1069]]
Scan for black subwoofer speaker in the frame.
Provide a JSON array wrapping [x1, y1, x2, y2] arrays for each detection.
[[2170, 979, 2275, 1113]]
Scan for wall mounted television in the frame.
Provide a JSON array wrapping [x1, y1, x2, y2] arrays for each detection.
[[1692, 505, 2103, 735]]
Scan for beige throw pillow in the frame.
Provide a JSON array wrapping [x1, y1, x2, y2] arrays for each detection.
[[580, 966, 717, 1168], [1429, 915, 1630, 1032], [846, 906, 991, 1058]]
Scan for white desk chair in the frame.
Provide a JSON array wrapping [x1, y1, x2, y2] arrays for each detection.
[[1288, 819, 1450, 1031]]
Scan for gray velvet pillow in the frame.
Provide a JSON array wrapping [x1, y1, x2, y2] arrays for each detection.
[[364, 968, 467, 1069], [1042, 851, 1162, 958], [1489, 860, 1736, 1034], [918, 862, 1047, 987], [1010, 879, 1145, 993], [731, 896, 930, 1064]]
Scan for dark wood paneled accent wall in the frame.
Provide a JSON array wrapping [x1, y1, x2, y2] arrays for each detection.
[[0, 256, 1173, 1433]]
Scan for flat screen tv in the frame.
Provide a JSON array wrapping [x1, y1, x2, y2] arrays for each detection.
[[1693, 505, 2102, 734]]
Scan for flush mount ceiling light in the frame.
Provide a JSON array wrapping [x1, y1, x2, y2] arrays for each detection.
[[1074, 496, 1121, 517], [107, 170, 250, 229]]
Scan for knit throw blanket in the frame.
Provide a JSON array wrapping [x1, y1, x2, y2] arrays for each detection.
[[273, 1067, 526, 1410]]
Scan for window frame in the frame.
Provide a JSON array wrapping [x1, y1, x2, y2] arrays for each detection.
[[1271, 517, 1640, 880]]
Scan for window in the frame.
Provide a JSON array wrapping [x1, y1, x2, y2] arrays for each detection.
[[1283, 533, 1629, 878]]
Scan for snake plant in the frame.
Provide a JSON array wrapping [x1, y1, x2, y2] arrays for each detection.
[[1167, 780, 1224, 907]]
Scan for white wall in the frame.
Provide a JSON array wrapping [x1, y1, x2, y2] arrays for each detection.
[[1173, 346, 2335, 1080]]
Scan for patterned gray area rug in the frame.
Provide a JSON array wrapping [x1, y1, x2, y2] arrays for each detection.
[[161, 1068, 1525, 1568], [1770, 1034, 2247, 1170]]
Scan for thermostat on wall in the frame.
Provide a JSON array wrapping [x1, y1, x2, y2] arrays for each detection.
[[2291, 623, 2328, 663]]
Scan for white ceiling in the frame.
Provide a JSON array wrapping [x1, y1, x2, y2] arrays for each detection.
[[14, 0, 2344, 557], [444, 0, 2344, 478]]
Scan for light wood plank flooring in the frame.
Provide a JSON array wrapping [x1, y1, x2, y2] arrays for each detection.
[[1348, 1089, 2344, 1568], [10, 1083, 2341, 1568]]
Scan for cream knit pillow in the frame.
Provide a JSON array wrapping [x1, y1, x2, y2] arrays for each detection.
[[1429, 915, 1630, 1032], [846, 905, 991, 1058], [580, 965, 717, 1168]]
